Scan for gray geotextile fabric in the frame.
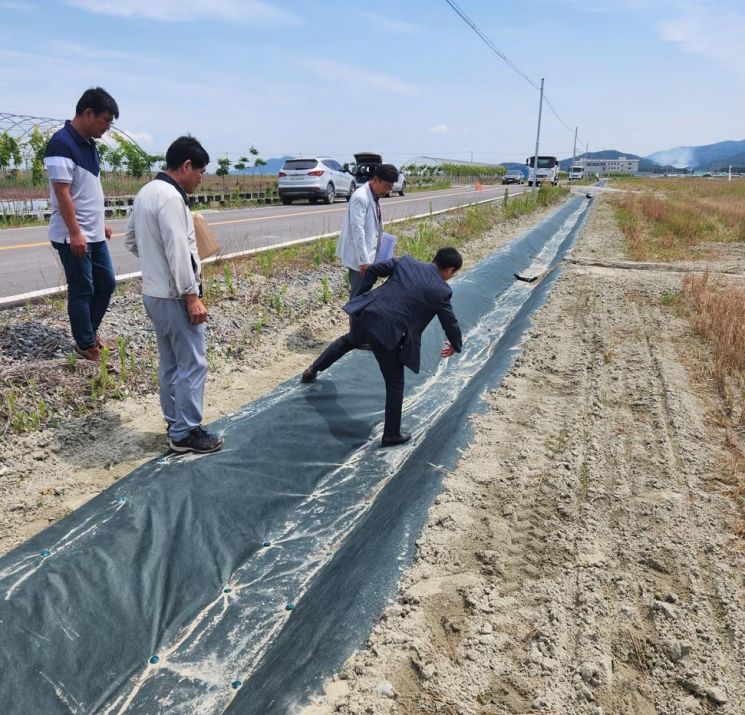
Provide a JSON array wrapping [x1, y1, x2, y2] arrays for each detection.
[[0, 196, 591, 714]]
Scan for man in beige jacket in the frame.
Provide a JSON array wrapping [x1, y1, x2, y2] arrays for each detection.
[[125, 136, 222, 454]]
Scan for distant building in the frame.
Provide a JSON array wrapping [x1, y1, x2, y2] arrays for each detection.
[[576, 157, 639, 175]]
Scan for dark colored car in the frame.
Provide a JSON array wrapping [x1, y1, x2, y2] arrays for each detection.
[[351, 152, 406, 196]]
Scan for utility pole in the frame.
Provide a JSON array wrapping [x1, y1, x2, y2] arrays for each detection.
[[531, 77, 544, 191], [571, 126, 578, 176]]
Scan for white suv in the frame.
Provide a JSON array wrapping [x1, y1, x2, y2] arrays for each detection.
[[278, 157, 356, 205]]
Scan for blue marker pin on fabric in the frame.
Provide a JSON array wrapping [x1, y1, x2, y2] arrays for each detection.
[[285, 603, 295, 611], [231, 680, 242, 689], [149, 655, 160, 665], [40, 549, 51, 558]]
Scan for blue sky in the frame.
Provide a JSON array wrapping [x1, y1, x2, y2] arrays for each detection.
[[1, 0, 743, 167]]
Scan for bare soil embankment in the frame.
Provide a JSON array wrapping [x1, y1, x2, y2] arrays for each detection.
[[303, 197, 745, 715]]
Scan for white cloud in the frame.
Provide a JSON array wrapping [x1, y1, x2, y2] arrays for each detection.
[[562, 1, 745, 78], [65, 0, 298, 24], [117, 130, 154, 146], [0, 1, 35, 10], [656, 3, 745, 75], [304, 58, 417, 96], [353, 10, 417, 34], [49, 40, 139, 61], [429, 124, 449, 134]]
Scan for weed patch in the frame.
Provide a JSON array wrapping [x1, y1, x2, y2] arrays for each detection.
[[611, 178, 745, 261], [682, 273, 745, 419]]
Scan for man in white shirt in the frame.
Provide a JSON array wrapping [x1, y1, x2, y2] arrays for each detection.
[[125, 136, 222, 454], [336, 164, 398, 296]]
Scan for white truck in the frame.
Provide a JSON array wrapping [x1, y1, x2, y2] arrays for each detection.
[[526, 155, 560, 186], [569, 165, 585, 181]]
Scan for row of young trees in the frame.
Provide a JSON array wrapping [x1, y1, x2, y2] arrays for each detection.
[[97, 135, 163, 179], [213, 146, 270, 193], [0, 127, 49, 185], [215, 145, 267, 178], [0, 128, 164, 185]]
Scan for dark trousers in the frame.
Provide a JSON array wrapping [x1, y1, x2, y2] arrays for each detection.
[[311, 321, 405, 437], [53, 240, 116, 349], [348, 268, 364, 297]]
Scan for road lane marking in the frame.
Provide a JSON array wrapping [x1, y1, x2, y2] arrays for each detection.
[[1, 186, 515, 248], [1, 193, 512, 306], [0, 240, 49, 251]]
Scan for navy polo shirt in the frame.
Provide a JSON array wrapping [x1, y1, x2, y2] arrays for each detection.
[[44, 121, 105, 244]]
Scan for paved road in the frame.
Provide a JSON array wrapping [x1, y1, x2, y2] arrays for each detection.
[[0, 184, 527, 300]]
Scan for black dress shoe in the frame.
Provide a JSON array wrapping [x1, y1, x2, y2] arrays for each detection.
[[301, 368, 317, 383], [381, 432, 411, 448]]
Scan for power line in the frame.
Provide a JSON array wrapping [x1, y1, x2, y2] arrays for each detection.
[[443, 0, 538, 89], [444, 0, 584, 146]]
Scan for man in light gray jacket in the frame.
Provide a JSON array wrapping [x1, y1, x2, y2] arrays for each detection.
[[336, 163, 398, 296], [125, 136, 222, 454]]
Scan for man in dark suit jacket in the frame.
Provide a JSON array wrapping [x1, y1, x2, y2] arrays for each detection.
[[302, 247, 463, 447]]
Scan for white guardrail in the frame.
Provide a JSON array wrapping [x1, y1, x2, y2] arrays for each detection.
[[0, 194, 508, 309]]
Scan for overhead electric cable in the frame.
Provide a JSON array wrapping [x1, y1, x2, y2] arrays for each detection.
[[443, 0, 538, 89], [444, 0, 583, 143]]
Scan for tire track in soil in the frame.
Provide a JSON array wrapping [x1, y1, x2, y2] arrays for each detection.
[[306, 199, 745, 715]]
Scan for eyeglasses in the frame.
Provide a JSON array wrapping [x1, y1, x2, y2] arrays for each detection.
[[99, 114, 115, 127]]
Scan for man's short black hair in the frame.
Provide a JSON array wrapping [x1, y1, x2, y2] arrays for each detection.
[[373, 163, 399, 183], [75, 87, 119, 119], [433, 247, 463, 272], [165, 136, 210, 170]]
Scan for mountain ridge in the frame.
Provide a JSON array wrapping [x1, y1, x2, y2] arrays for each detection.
[[647, 139, 745, 170]]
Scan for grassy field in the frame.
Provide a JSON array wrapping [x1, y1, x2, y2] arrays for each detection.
[[613, 177, 745, 506], [610, 177, 745, 261]]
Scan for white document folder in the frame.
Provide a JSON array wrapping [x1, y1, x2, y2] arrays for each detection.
[[377, 232, 397, 261]]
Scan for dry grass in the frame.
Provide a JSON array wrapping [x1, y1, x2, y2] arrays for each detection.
[[680, 272, 745, 540], [682, 273, 745, 415], [610, 178, 745, 261], [614, 179, 745, 541]]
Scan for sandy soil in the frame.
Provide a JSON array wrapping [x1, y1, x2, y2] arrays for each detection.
[[302, 198, 745, 714], [4, 196, 745, 714]]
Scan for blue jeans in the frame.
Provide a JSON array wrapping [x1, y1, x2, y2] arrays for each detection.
[[53, 240, 116, 349]]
